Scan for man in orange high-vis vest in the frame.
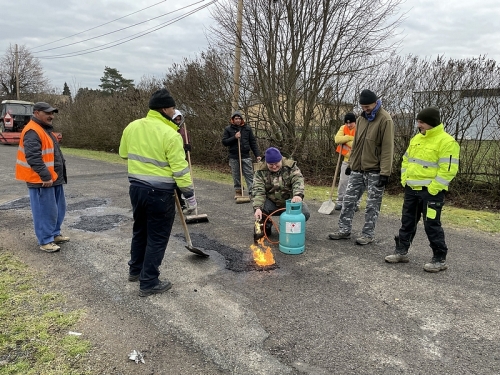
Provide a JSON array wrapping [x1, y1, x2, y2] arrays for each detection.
[[15, 102, 68, 253], [334, 113, 362, 211]]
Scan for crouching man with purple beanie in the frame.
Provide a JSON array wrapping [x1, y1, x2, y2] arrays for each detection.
[[252, 147, 310, 236]]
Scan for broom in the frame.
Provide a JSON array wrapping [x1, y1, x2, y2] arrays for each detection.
[[235, 137, 251, 204], [182, 122, 209, 224]]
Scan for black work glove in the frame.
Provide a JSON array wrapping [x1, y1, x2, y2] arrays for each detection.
[[184, 144, 192, 152], [345, 167, 351, 175], [376, 175, 389, 187]]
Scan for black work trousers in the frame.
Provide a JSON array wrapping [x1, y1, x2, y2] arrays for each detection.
[[399, 186, 448, 262], [128, 185, 176, 290]]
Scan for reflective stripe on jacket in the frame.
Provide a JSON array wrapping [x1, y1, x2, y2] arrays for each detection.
[[119, 110, 194, 197], [335, 125, 356, 161], [401, 123, 460, 195], [15, 120, 58, 183]]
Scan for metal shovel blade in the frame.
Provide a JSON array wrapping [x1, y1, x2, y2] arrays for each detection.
[[318, 199, 336, 215], [185, 245, 210, 257]]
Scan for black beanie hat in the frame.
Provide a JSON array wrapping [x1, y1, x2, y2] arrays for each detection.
[[149, 88, 176, 109], [344, 112, 356, 124], [359, 89, 378, 105], [231, 111, 243, 120], [417, 107, 440, 127]]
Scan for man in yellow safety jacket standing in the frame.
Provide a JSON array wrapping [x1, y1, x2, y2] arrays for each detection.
[[385, 107, 460, 272], [119, 88, 197, 296]]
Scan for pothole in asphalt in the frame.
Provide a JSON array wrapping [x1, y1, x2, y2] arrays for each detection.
[[177, 232, 279, 272], [67, 198, 107, 211], [0, 197, 108, 211], [70, 214, 128, 232], [0, 197, 30, 210]]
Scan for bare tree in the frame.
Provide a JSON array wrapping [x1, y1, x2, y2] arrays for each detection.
[[0, 44, 50, 98], [210, 0, 403, 161], [164, 48, 235, 164]]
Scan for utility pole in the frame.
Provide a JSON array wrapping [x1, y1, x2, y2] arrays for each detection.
[[15, 44, 20, 100], [231, 0, 243, 113]]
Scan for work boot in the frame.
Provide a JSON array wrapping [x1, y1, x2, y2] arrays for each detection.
[[39, 242, 61, 253], [128, 273, 140, 282], [385, 236, 409, 263], [264, 221, 273, 236], [54, 235, 70, 244], [234, 189, 242, 199], [334, 202, 342, 211], [385, 253, 409, 263], [356, 236, 373, 245], [139, 280, 172, 297], [328, 232, 351, 240], [423, 261, 448, 273]]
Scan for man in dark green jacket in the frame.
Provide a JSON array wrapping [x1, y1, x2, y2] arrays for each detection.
[[328, 89, 394, 245]]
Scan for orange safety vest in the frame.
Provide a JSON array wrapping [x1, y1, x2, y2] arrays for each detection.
[[336, 125, 356, 156], [15, 120, 58, 183]]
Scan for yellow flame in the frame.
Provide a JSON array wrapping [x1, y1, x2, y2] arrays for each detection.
[[250, 238, 275, 266]]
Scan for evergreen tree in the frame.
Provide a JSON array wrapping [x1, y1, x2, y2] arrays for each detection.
[[99, 66, 135, 95], [62, 82, 71, 98]]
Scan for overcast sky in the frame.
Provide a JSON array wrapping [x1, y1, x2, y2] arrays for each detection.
[[2, 0, 500, 94]]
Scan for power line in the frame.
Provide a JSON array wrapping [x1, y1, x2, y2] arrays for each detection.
[[32, 0, 207, 54], [37, 1, 217, 60], [31, 0, 168, 50]]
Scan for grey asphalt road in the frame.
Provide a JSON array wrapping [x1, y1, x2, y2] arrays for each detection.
[[1, 144, 499, 375]]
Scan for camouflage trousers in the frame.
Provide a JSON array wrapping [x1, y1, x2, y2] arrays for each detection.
[[335, 161, 363, 207], [338, 171, 385, 237]]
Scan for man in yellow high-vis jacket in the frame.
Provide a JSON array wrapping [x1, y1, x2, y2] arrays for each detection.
[[119, 88, 196, 296], [385, 107, 460, 272]]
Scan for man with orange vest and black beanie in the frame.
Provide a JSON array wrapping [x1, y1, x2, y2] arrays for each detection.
[[15, 102, 68, 253], [334, 112, 362, 211]]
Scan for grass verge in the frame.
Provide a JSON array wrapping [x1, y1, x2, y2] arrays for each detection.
[[61, 147, 500, 233], [0, 251, 92, 375]]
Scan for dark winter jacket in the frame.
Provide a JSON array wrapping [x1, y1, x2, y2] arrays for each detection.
[[23, 116, 67, 188], [222, 120, 260, 160], [349, 105, 394, 176]]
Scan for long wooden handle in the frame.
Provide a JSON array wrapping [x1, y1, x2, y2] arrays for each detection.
[[175, 193, 193, 247], [237, 137, 246, 198], [183, 122, 199, 216], [329, 154, 343, 200]]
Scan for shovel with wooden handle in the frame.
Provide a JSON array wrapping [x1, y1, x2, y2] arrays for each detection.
[[174, 194, 210, 257], [318, 154, 343, 215]]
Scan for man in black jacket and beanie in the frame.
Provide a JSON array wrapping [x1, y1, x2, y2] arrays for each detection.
[[222, 111, 261, 200]]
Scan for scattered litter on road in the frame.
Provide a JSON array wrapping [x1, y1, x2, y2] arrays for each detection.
[[68, 331, 82, 336], [128, 350, 145, 364]]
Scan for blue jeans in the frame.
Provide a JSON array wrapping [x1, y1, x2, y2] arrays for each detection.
[[229, 157, 254, 194], [128, 185, 175, 290], [28, 185, 66, 245]]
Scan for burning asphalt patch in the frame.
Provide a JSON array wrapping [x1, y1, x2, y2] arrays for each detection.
[[177, 232, 279, 272]]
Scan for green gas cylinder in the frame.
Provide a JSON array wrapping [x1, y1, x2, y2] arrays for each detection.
[[279, 200, 306, 254]]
